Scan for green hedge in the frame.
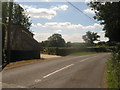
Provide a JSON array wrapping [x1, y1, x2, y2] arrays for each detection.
[[42, 47, 110, 56]]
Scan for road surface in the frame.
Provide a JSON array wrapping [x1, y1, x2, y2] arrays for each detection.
[[2, 53, 110, 88]]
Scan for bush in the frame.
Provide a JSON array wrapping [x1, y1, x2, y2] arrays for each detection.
[[48, 47, 57, 55]]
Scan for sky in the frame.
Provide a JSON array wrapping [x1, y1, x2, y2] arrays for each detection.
[[16, 0, 109, 43]]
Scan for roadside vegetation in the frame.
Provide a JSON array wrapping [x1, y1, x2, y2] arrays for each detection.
[[41, 46, 111, 56], [69, 51, 100, 56], [89, 1, 120, 88], [106, 44, 120, 88]]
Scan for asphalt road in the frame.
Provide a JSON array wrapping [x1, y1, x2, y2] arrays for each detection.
[[2, 53, 110, 88]]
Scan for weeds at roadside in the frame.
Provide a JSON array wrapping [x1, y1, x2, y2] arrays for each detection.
[[106, 44, 120, 88]]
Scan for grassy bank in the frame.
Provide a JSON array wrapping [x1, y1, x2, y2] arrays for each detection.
[[106, 45, 120, 88]]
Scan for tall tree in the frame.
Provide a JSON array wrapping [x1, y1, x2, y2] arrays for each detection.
[[2, 2, 31, 29], [88, 2, 120, 42], [82, 31, 100, 45], [12, 3, 31, 29], [47, 33, 66, 47], [66, 42, 72, 47]]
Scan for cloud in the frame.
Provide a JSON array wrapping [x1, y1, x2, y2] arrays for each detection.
[[20, 4, 68, 19], [62, 31, 108, 43], [34, 31, 108, 43], [83, 8, 95, 14], [28, 8, 56, 19], [32, 22, 103, 30], [97, 31, 109, 42], [51, 5, 68, 11], [54, 29, 62, 33], [15, 0, 83, 2], [63, 34, 84, 42], [33, 32, 84, 43], [85, 0, 93, 3], [33, 33, 52, 42], [15, 0, 50, 2], [32, 25, 108, 43], [31, 22, 107, 42]]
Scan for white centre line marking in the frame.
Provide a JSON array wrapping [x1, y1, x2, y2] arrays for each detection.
[[42, 56, 99, 79], [78, 56, 98, 63], [43, 64, 74, 78], [79, 58, 89, 62], [35, 79, 42, 83]]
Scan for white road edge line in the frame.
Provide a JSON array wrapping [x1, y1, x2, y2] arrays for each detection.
[[43, 64, 74, 78]]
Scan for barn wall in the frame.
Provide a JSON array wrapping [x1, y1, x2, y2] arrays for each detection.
[[9, 24, 41, 61], [10, 50, 40, 62]]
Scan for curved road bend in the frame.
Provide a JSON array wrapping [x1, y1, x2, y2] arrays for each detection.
[[2, 53, 110, 88]]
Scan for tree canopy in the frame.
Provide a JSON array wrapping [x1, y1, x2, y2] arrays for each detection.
[[88, 2, 120, 42], [2, 2, 31, 29], [42, 34, 66, 47], [82, 31, 100, 45], [48, 34, 66, 47]]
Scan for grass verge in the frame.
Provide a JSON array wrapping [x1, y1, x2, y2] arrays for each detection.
[[69, 51, 102, 56], [106, 53, 120, 88], [4, 58, 45, 70]]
